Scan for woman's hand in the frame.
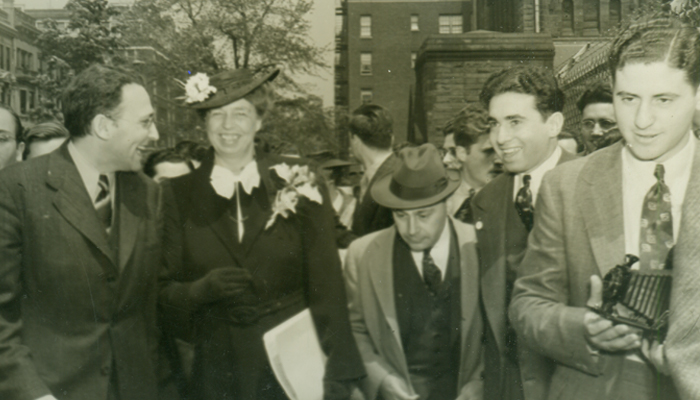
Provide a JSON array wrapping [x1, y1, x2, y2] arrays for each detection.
[[189, 267, 253, 304]]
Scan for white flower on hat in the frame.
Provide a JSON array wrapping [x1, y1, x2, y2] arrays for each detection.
[[177, 73, 217, 104]]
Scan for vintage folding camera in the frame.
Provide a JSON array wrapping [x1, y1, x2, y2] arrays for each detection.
[[589, 254, 673, 341]]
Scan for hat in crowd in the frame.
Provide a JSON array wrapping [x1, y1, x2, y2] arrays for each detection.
[[372, 143, 460, 210], [186, 68, 279, 110], [307, 149, 354, 169]]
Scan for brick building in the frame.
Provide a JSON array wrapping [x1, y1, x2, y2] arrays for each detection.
[[335, 0, 646, 145]]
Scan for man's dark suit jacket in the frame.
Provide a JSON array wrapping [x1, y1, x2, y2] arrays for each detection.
[[472, 148, 576, 400], [0, 143, 162, 400], [351, 154, 401, 237]]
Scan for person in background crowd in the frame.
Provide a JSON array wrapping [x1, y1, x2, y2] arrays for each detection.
[[472, 65, 577, 400], [0, 64, 161, 400], [22, 121, 69, 160], [308, 150, 356, 230], [349, 104, 401, 237], [0, 103, 23, 169], [441, 103, 501, 224], [173, 139, 208, 169], [158, 68, 365, 400], [143, 148, 193, 183], [510, 16, 697, 400], [577, 80, 621, 155], [345, 143, 484, 400]]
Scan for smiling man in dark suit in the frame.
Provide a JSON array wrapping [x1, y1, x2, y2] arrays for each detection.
[[0, 65, 161, 400], [471, 65, 576, 400], [349, 104, 401, 237]]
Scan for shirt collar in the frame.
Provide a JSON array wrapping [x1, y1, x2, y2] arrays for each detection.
[[622, 131, 695, 189], [363, 151, 392, 184], [514, 146, 562, 203], [67, 141, 115, 204], [210, 160, 261, 199]]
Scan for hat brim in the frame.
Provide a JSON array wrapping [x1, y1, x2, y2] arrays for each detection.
[[321, 159, 354, 169], [371, 169, 461, 210], [188, 69, 280, 110]]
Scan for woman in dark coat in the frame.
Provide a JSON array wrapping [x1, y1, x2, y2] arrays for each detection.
[[159, 69, 365, 400]]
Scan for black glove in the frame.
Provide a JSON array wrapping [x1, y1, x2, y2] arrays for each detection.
[[189, 267, 253, 305]]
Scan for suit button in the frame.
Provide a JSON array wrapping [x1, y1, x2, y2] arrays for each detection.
[[101, 365, 110, 376]]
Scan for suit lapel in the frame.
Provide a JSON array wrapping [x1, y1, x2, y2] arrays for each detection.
[[367, 229, 404, 355], [48, 145, 118, 271], [453, 219, 479, 380], [577, 143, 625, 275], [474, 174, 511, 353], [115, 172, 146, 273]]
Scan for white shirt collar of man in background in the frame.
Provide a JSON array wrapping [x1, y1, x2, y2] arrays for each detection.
[[513, 145, 562, 206], [410, 219, 451, 280], [68, 140, 115, 204], [360, 151, 392, 199], [622, 131, 695, 267], [210, 160, 260, 199]]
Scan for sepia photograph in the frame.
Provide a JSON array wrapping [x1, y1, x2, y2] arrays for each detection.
[[0, 0, 698, 399]]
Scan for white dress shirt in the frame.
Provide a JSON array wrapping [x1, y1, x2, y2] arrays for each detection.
[[622, 133, 695, 267], [68, 141, 115, 207], [210, 160, 260, 242], [513, 146, 562, 207], [410, 219, 451, 281]]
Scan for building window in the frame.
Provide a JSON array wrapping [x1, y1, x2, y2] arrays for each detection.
[[335, 14, 343, 36], [562, 0, 574, 35], [19, 90, 27, 114], [360, 89, 373, 104], [360, 15, 371, 38], [411, 15, 419, 31], [411, 52, 417, 69], [335, 51, 341, 66], [439, 15, 463, 34], [360, 53, 372, 75], [5, 47, 10, 70], [610, 0, 621, 26]]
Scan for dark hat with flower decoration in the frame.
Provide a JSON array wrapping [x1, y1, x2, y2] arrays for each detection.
[[180, 68, 280, 110], [372, 143, 461, 210]]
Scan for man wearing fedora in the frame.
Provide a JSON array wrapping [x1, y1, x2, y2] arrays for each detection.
[[471, 65, 576, 400], [344, 143, 484, 400]]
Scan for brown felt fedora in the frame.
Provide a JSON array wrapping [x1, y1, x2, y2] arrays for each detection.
[[372, 143, 461, 210], [187, 68, 279, 110]]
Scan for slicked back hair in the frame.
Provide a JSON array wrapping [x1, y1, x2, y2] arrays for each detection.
[[609, 15, 700, 87], [577, 80, 613, 112], [348, 104, 393, 150], [479, 65, 565, 120], [62, 64, 140, 139]]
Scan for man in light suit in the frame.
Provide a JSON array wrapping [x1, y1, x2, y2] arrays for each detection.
[[345, 143, 483, 400], [0, 65, 161, 400], [471, 65, 576, 400], [349, 104, 401, 237], [509, 17, 698, 400]]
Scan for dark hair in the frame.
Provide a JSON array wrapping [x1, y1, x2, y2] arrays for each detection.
[[610, 16, 700, 87], [62, 64, 140, 139], [577, 80, 613, 112], [479, 65, 565, 119], [143, 148, 191, 178], [0, 103, 22, 142], [443, 103, 490, 149], [22, 121, 69, 160], [174, 140, 208, 162], [198, 83, 273, 121], [348, 104, 393, 150]]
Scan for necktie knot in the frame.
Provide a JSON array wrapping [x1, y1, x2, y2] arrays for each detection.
[[96, 174, 110, 203], [515, 174, 534, 231], [95, 174, 112, 233], [522, 174, 531, 187], [654, 164, 665, 182], [422, 248, 442, 294]]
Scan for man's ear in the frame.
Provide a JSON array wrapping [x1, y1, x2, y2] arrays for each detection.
[[545, 112, 565, 138], [455, 145, 469, 162], [15, 142, 24, 162], [92, 114, 114, 141]]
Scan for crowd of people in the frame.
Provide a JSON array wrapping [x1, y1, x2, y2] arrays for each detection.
[[1, 12, 700, 400]]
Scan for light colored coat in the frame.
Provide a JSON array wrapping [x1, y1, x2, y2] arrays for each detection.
[[509, 141, 695, 399], [344, 218, 484, 400]]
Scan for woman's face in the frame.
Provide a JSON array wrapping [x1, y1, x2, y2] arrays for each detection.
[[206, 98, 262, 158]]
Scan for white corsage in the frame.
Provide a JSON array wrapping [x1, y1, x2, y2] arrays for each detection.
[[265, 163, 323, 230], [177, 73, 217, 104]]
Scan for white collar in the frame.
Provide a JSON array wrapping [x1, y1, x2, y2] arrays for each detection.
[[68, 141, 115, 204], [514, 145, 562, 205], [210, 160, 261, 199]]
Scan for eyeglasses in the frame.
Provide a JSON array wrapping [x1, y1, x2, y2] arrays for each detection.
[[109, 115, 156, 130], [582, 118, 616, 132], [439, 147, 456, 158]]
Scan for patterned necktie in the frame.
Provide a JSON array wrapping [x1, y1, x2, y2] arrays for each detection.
[[95, 174, 112, 234], [639, 164, 673, 271], [422, 248, 442, 294], [515, 174, 534, 231], [454, 188, 476, 224]]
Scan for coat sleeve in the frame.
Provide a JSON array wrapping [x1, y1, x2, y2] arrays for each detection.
[[508, 172, 606, 376], [0, 173, 52, 400], [343, 240, 398, 399], [299, 181, 366, 383]]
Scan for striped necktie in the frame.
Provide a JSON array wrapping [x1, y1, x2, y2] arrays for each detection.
[[95, 174, 112, 234]]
